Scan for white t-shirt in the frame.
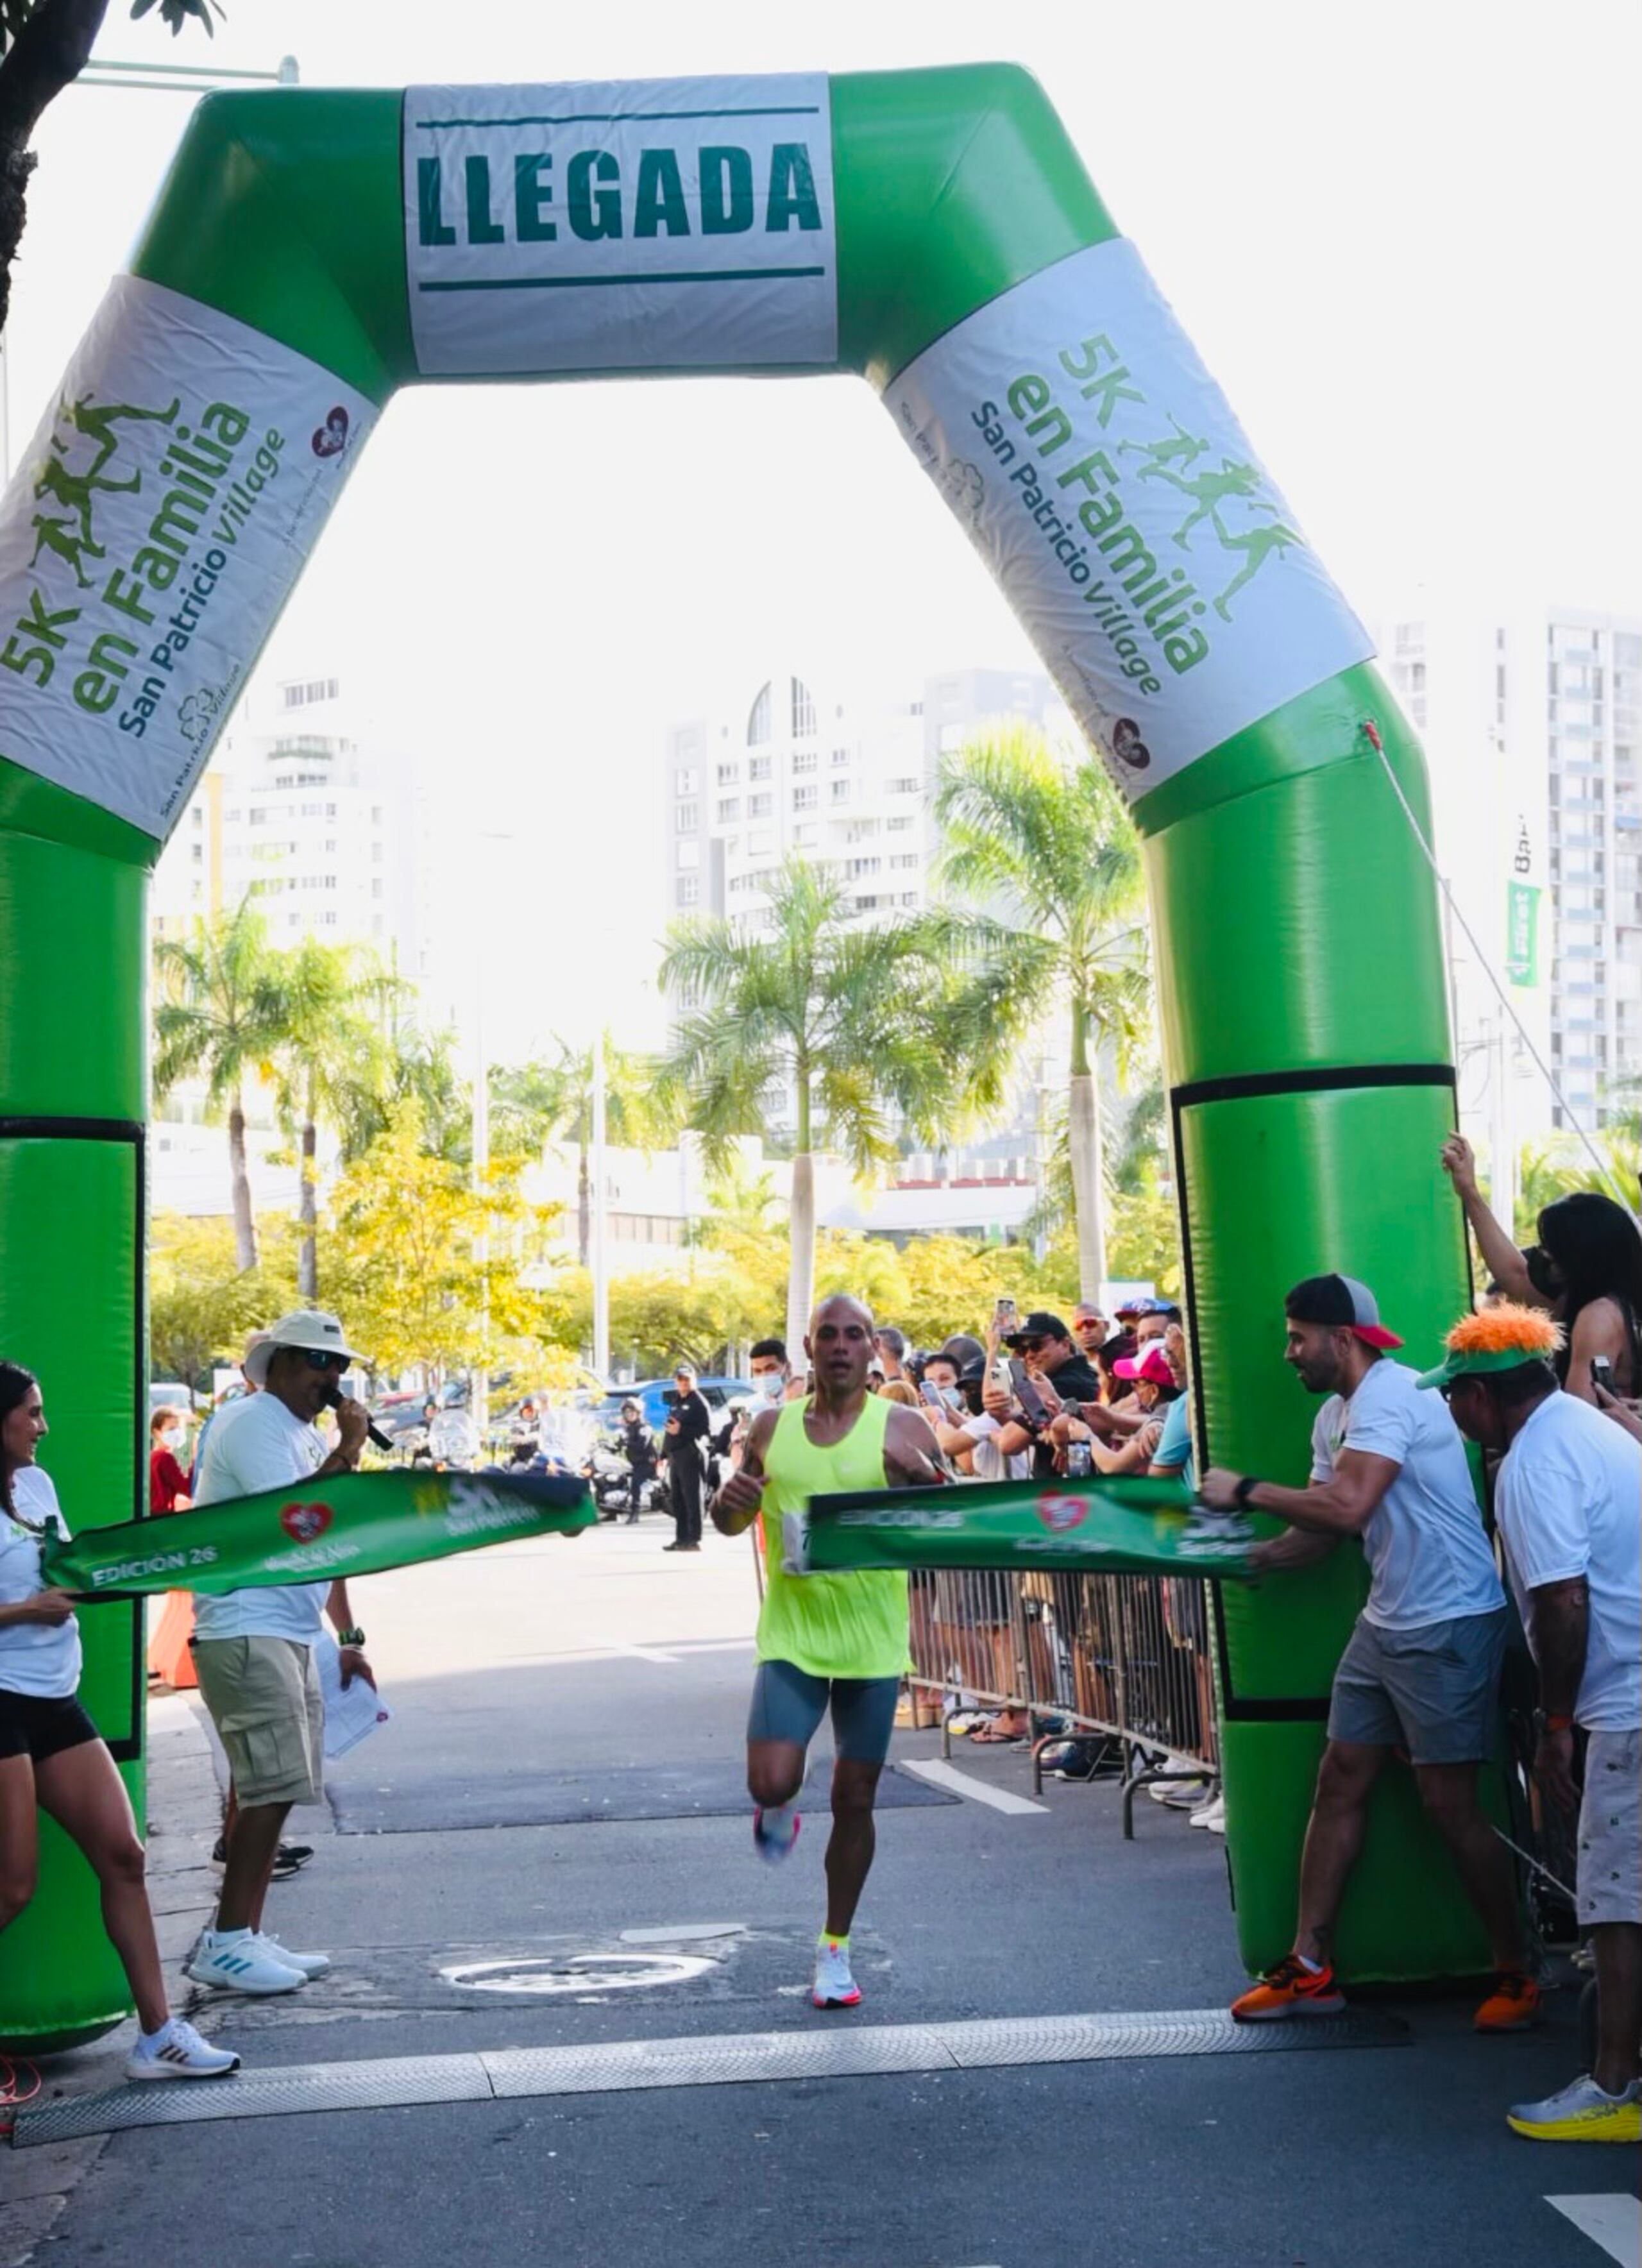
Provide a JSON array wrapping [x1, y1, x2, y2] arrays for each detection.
[[960, 1414, 1031, 1482], [1310, 1358, 1504, 1631], [1494, 1390, 1642, 1732], [0, 1468, 81, 1698], [192, 1391, 330, 1645]]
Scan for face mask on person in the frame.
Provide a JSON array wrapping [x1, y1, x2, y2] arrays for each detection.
[[753, 1371, 786, 1403]]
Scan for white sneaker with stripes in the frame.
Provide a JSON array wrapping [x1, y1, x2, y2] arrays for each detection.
[[251, 1932, 330, 1979], [124, 2017, 241, 2081], [185, 1929, 306, 1995]]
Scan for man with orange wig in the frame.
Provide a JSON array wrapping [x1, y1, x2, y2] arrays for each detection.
[[1425, 1302, 1641, 2144]]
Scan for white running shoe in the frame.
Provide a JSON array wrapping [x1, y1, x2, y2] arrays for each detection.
[[124, 2017, 241, 2082], [251, 1933, 330, 1979], [812, 1937, 861, 2010], [185, 1931, 306, 1995], [752, 1804, 801, 1865], [1507, 2072, 1642, 2143], [1189, 1793, 1226, 1832]]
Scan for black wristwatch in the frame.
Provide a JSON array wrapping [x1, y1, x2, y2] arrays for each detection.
[[1232, 1475, 1260, 1510], [335, 1626, 366, 1648]]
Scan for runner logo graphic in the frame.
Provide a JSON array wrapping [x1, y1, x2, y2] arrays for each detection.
[[279, 1502, 334, 1544], [28, 391, 178, 591], [1126, 432, 1303, 623]]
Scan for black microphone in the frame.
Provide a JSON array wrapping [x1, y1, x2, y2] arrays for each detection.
[[323, 1384, 393, 1453]]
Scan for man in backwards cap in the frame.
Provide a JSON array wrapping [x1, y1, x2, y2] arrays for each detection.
[[1427, 1303, 1641, 2144], [1202, 1274, 1529, 2028]]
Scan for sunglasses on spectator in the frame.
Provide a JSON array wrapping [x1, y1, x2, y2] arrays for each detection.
[[1019, 1337, 1048, 1353], [300, 1350, 351, 1375]]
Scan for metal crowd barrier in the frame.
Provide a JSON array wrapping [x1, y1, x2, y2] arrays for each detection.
[[905, 1566, 1222, 1834]]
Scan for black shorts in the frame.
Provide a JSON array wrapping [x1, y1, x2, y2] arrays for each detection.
[[0, 1689, 99, 1764]]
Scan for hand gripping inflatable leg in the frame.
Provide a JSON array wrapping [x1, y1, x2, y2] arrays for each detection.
[[0, 69, 1503, 2036]]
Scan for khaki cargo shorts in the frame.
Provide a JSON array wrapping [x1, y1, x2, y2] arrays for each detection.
[[1579, 1727, 1642, 1927], [193, 1634, 324, 1807]]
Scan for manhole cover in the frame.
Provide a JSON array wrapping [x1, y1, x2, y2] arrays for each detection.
[[439, 1951, 717, 1995]]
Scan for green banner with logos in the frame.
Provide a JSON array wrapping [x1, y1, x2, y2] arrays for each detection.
[[1506, 881, 1540, 986], [44, 1467, 594, 1600], [791, 1473, 1254, 1580]]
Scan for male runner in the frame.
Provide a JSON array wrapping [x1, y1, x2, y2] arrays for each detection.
[[712, 1294, 944, 2010]]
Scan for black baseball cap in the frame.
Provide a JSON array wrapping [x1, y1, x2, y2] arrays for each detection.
[[1285, 1274, 1403, 1350], [1004, 1310, 1070, 1347]]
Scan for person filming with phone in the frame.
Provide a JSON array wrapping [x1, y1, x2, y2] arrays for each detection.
[[981, 1308, 1100, 1480]]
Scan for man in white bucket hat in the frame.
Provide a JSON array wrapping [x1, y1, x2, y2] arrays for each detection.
[[187, 1311, 377, 1997]]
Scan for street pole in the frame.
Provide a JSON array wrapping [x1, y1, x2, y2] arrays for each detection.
[[470, 936, 489, 1451], [591, 1029, 609, 1382]]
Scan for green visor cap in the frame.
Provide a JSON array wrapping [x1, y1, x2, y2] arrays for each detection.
[[1415, 1346, 1557, 1391]]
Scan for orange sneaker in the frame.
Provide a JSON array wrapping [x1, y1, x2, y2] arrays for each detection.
[[1231, 1953, 1346, 2022], [1474, 1968, 1541, 2033]]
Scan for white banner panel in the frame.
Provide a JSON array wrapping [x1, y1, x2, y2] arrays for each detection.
[[405, 76, 838, 376], [886, 241, 1373, 800], [0, 276, 377, 842]]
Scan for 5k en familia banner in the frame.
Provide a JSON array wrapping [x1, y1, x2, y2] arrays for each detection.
[[46, 1467, 595, 1599], [886, 240, 1373, 802], [0, 277, 377, 840], [790, 1472, 1255, 1581]]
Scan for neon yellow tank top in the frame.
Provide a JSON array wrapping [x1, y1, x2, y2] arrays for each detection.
[[756, 1392, 910, 1680]]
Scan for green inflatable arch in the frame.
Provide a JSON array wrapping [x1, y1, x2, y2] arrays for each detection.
[[0, 66, 1489, 2046]]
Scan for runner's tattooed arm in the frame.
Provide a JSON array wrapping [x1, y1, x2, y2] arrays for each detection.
[[711, 1405, 780, 1534]]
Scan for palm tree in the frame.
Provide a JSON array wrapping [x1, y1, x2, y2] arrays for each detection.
[[927, 727, 1148, 1295], [268, 939, 390, 1300], [491, 1034, 675, 1264], [659, 858, 967, 1353], [153, 901, 285, 1273]]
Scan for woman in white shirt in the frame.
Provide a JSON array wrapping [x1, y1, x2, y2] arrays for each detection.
[[0, 1361, 237, 2082]]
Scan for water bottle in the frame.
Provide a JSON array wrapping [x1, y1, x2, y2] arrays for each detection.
[[1066, 1440, 1092, 1478]]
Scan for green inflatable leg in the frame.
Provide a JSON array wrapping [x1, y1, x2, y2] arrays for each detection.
[[0, 783, 148, 2049]]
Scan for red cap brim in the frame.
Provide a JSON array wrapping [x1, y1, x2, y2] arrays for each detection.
[[1353, 1324, 1404, 1350]]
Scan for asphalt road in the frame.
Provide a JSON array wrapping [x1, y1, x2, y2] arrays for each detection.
[[26, 1518, 1639, 2268]]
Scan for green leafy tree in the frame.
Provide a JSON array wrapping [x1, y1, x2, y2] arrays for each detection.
[[491, 1033, 677, 1265], [928, 728, 1149, 1296], [152, 899, 284, 1273], [267, 938, 389, 1302], [148, 1209, 296, 1391], [341, 1022, 470, 1167], [0, 1, 220, 333], [659, 858, 971, 1353], [325, 1103, 562, 1384]]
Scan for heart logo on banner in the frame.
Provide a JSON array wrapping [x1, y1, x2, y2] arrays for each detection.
[[1036, 1493, 1088, 1534], [279, 1502, 334, 1544], [311, 407, 350, 458]]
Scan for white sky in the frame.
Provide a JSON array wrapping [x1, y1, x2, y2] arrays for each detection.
[[8, 0, 1639, 1051]]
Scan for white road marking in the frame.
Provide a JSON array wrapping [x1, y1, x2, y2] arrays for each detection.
[[600, 1639, 681, 1664], [1546, 2196, 1641, 2267], [901, 1759, 1047, 1815]]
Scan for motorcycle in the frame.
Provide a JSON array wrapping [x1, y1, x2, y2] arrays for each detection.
[[587, 1435, 668, 1521]]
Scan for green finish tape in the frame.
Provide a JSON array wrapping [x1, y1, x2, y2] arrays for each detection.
[[0, 67, 1485, 2035], [48, 1468, 596, 1598], [796, 1472, 1252, 1580]]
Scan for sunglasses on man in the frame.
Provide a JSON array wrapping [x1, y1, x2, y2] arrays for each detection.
[[300, 1349, 351, 1375]]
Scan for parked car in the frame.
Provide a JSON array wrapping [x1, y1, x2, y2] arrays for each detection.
[[587, 1378, 753, 1437]]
